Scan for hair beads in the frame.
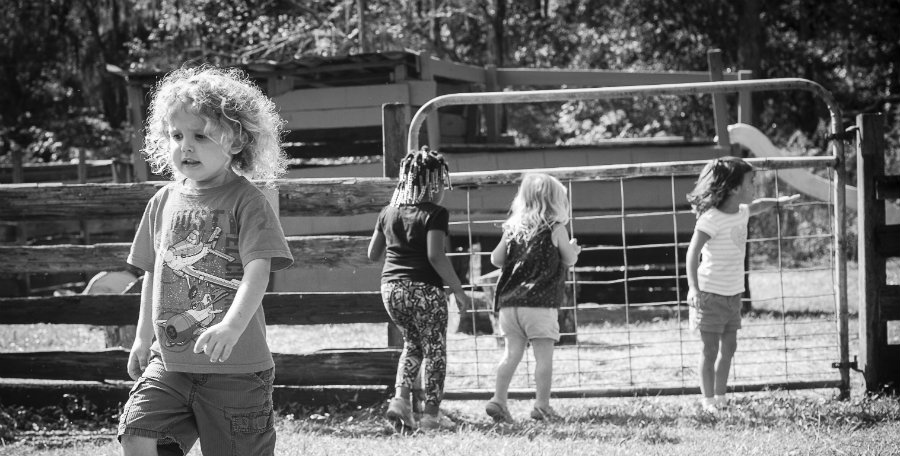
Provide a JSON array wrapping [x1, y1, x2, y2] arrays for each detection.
[[390, 148, 452, 207]]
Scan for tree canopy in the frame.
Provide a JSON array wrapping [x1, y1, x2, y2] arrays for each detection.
[[1, 0, 898, 170]]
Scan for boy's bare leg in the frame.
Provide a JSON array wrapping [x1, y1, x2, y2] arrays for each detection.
[[531, 338, 555, 410], [121, 435, 159, 456], [490, 336, 527, 406], [699, 330, 720, 398], [715, 330, 738, 396]]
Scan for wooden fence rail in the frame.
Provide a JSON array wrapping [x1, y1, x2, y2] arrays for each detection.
[[1, 178, 402, 406], [0, 237, 371, 274], [0, 292, 385, 326], [0, 156, 835, 219], [0, 178, 395, 220], [0, 349, 398, 385]]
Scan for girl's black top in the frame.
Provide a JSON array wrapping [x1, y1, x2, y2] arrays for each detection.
[[377, 202, 449, 288], [494, 225, 567, 311]]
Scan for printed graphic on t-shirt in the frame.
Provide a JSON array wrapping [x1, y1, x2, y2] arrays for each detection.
[[154, 211, 242, 351], [155, 284, 228, 347]]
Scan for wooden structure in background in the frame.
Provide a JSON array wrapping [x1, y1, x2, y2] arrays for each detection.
[[266, 51, 747, 304], [120, 50, 747, 181], [856, 113, 900, 392], [0, 160, 132, 184]]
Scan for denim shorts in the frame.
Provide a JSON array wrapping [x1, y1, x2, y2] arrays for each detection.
[[690, 290, 742, 334], [117, 357, 276, 456], [498, 307, 560, 342]]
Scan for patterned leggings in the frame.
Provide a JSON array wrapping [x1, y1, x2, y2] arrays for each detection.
[[381, 280, 448, 407]]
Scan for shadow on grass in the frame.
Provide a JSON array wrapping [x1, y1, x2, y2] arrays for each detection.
[[276, 393, 900, 442], [267, 393, 900, 450], [5, 393, 900, 449]]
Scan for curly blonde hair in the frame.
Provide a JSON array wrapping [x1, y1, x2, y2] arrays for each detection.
[[686, 156, 755, 217], [502, 173, 570, 242], [142, 66, 288, 181]]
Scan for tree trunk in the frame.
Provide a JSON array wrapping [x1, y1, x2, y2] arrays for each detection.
[[491, 0, 506, 67]]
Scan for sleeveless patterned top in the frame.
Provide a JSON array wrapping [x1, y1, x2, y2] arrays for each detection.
[[493, 225, 567, 311]]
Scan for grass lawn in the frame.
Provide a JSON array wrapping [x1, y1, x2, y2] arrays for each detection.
[[2, 390, 899, 455]]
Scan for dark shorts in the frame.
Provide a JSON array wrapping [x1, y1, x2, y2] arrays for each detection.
[[117, 357, 276, 456], [690, 290, 742, 334]]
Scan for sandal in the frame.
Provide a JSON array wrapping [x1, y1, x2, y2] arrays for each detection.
[[530, 405, 562, 421], [485, 400, 514, 423], [385, 397, 418, 430]]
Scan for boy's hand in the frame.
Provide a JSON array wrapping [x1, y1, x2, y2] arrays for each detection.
[[127, 338, 152, 380], [193, 323, 242, 363]]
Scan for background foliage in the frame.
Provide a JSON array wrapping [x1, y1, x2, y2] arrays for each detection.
[[1, 0, 898, 172]]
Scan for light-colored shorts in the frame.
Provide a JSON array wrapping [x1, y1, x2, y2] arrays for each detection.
[[117, 356, 276, 456], [498, 307, 560, 342], [690, 290, 742, 334]]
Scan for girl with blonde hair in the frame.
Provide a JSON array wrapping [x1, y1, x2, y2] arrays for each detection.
[[485, 173, 582, 423]]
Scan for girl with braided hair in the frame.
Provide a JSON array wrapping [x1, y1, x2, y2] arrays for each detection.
[[368, 148, 471, 431]]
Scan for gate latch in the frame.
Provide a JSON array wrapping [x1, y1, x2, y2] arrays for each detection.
[[831, 356, 859, 371]]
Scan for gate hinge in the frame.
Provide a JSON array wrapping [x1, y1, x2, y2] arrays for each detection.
[[825, 126, 859, 142]]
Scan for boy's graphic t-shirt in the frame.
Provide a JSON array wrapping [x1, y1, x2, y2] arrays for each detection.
[[694, 205, 749, 296], [128, 177, 293, 373]]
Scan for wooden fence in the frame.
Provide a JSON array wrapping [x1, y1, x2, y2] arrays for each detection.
[[1, 63, 866, 406], [856, 113, 900, 392], [0, 154, 848, 408], [0, 178, 403, 407]]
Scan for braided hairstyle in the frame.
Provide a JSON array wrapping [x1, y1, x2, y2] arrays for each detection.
[[390, 147, 452, 207], [686, 156, 755, 217]]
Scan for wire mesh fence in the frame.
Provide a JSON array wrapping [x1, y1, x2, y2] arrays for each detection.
[[442, 161, 847, 397]]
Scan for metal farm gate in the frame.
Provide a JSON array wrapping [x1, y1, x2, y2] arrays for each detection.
[[393, 79, 851, 399]]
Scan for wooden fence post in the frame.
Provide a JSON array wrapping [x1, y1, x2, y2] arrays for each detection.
[[127, 84, 149, 182], [707, 50, 754, 311], [484, 64, 501, 143], [707, 49, 731, 149], [11, 145, 23, 184], [857, 112, 900, 393], [382, 103, 408, 179], [382, 103, 406, 349], [737, 69, 754, 312], [738, 70, 754, 125], [418, 53, 442, 150]]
